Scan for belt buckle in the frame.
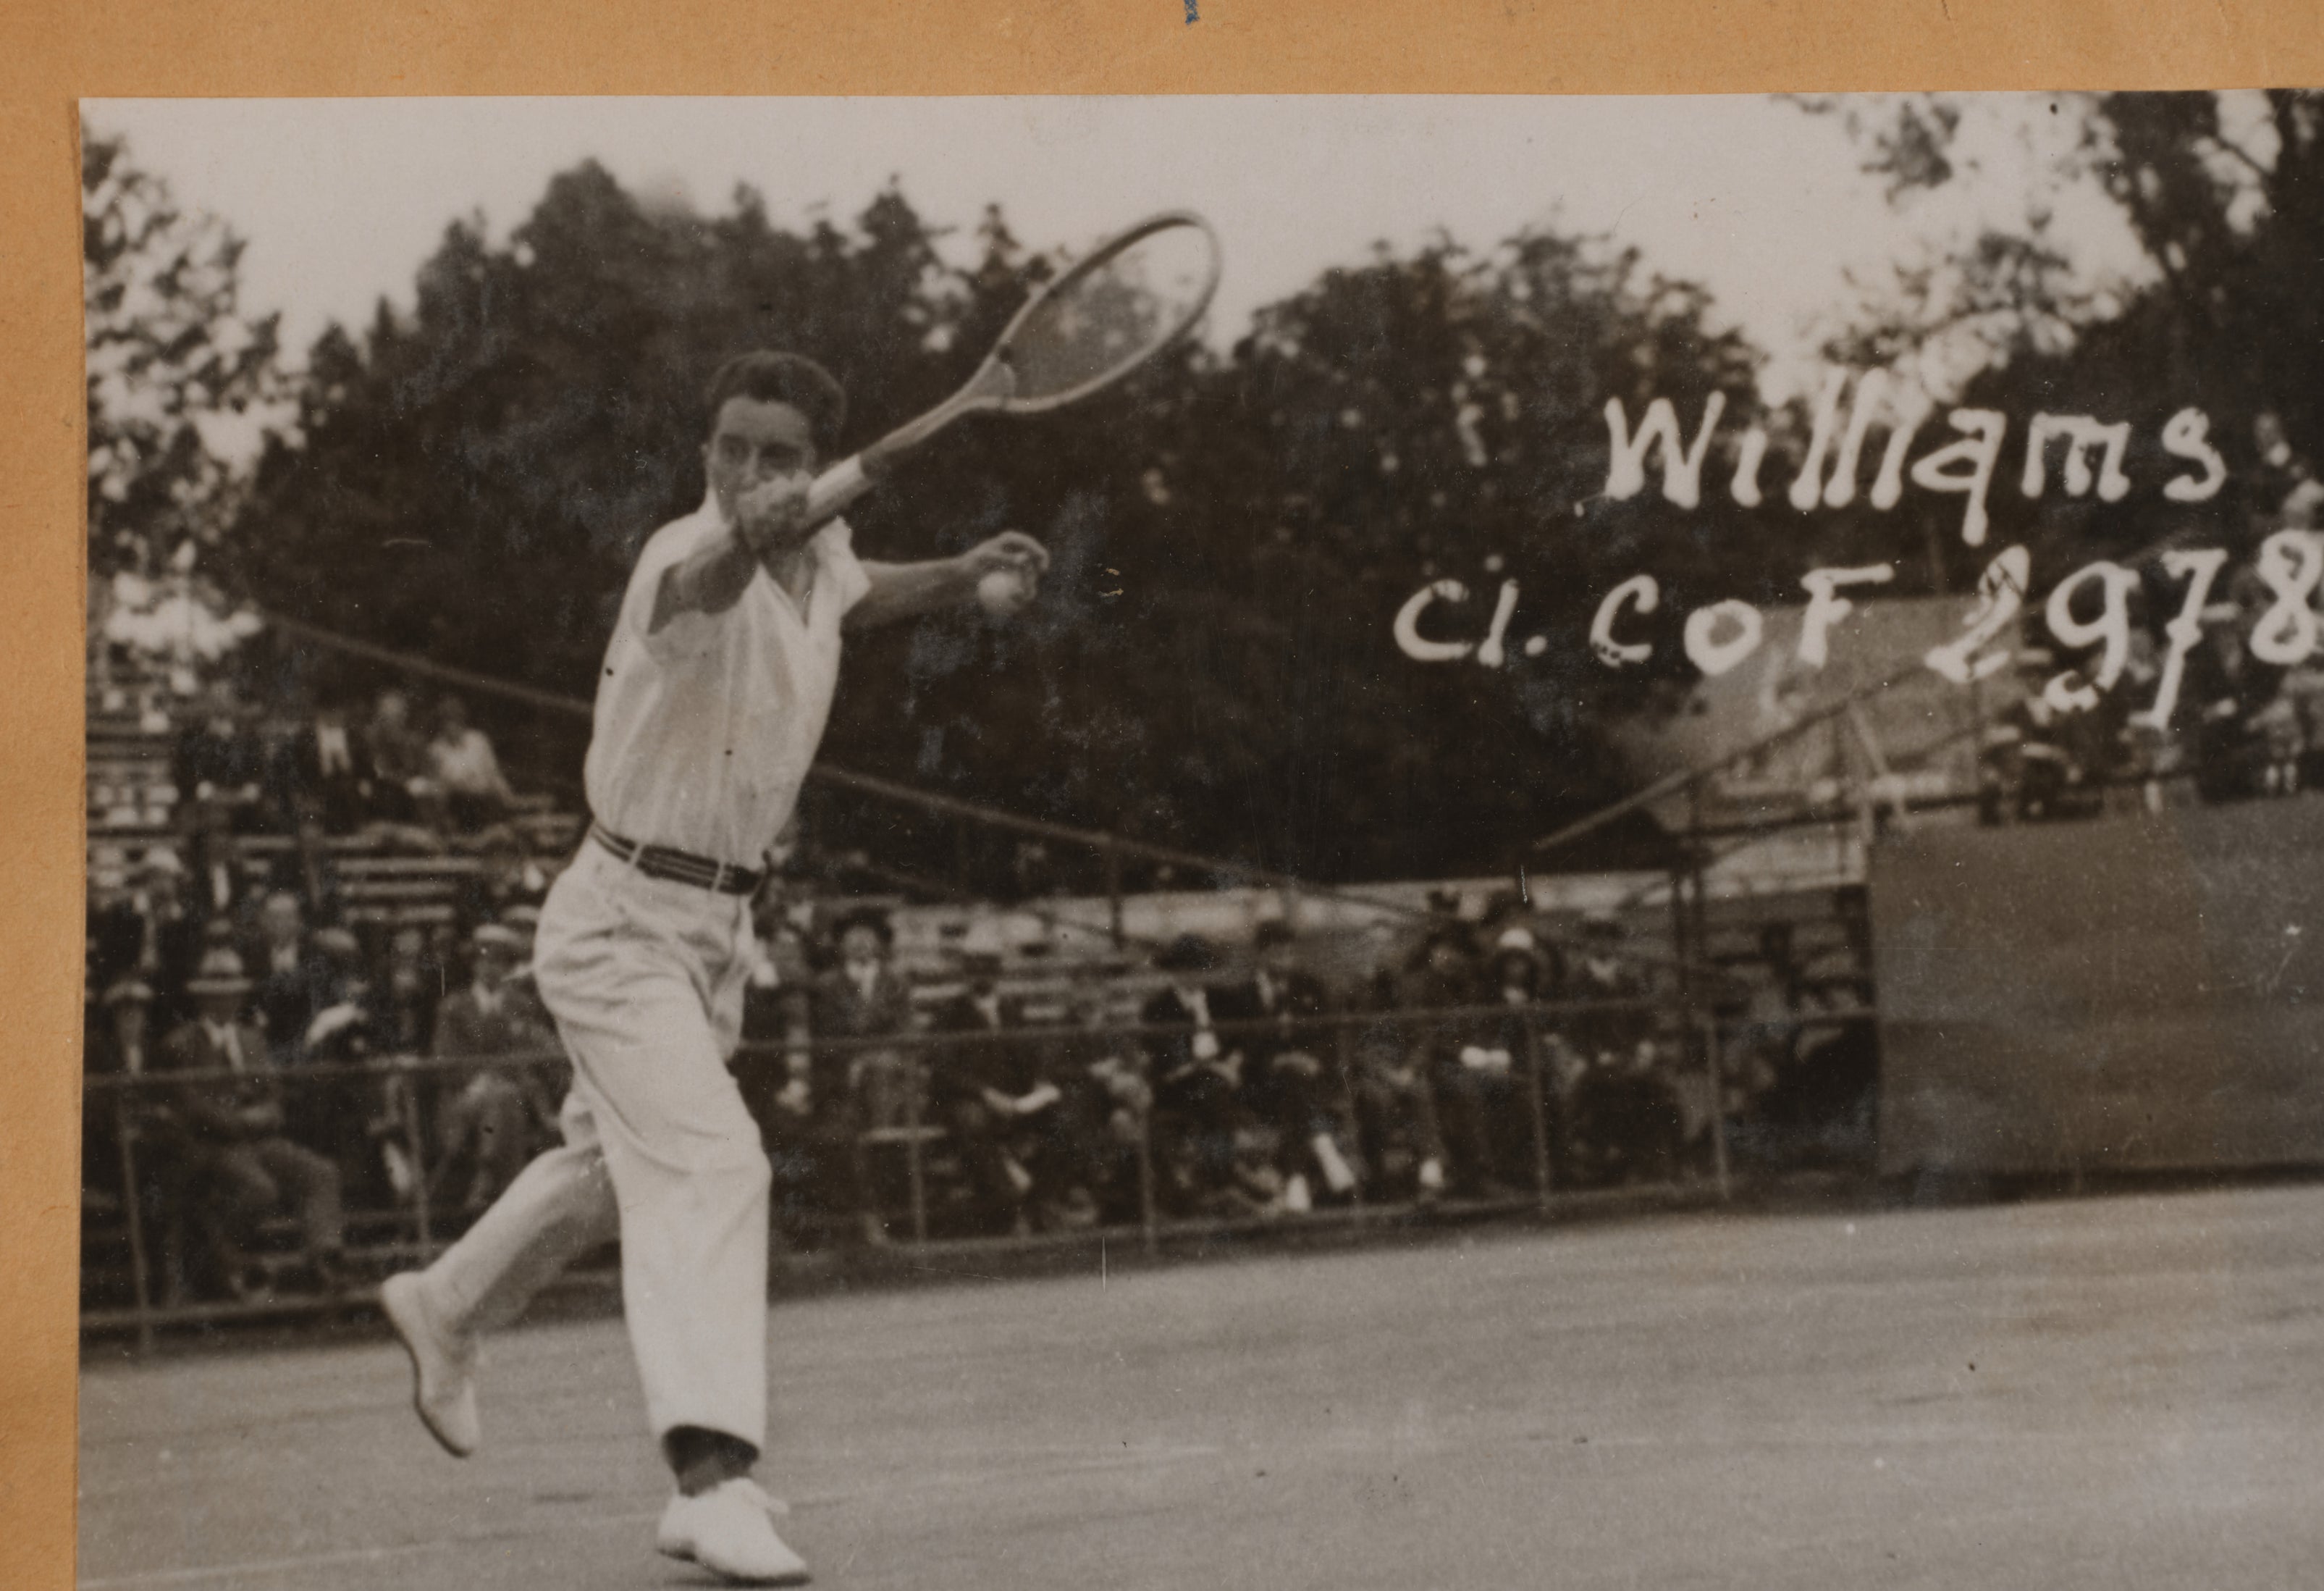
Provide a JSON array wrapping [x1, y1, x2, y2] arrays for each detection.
[[712, 860, 735, 894]]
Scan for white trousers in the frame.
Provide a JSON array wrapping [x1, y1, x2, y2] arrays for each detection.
[[417, 841, 771, 1449]]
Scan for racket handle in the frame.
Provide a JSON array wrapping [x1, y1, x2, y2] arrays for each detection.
[[802, 371, 990, 526], [803, 454, 873, 526]]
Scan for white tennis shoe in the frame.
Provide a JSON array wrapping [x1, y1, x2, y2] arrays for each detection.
[[379, 1272, 481, 1458], [656, 1478, 809, 1584]]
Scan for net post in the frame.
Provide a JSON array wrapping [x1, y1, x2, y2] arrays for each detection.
[[111, 1085, 157, 1355], [1669, 784, 1704, 1196], [1703, 1011, 1732, 1202], [1136, 1072, 1160, 1259], [1522, 1008, 1553, 1215], [1333, 1018, 1365, 1224], [1686, 785, 1725, 1201], [400, 1062, 435, 1264], [904, 1051, 930, 1246], [1103, 842, 1126, 950]]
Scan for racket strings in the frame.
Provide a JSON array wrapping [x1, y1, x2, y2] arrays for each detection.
[[999, 223, 1218, 406]]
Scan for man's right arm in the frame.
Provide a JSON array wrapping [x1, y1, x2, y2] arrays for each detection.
[[647, 473, 816, 634], [649, 524, 759, 634]]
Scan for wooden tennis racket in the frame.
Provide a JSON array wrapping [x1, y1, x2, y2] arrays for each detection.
[[803, 209, 1224, 524]]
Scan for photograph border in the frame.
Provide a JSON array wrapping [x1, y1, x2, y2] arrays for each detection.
[[13, 4, 2324, 1587]]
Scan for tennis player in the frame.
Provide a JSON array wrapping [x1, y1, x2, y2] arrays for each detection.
[[381, 350, 1047, 1585]]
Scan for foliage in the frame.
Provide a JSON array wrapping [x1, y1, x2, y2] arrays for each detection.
[[1816, 91, 2324, 579], [227, 169, 1785, 884], [83, 130, 282, 580]]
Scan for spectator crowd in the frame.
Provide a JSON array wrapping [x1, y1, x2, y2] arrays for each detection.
[[86, 666, 1877, 1312], [1981, 530, 2324, 824]]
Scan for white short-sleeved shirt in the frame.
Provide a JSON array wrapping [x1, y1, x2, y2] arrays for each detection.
[[582, 495, 872, 867]]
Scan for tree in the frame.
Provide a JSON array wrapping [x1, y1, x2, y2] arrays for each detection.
[[1815, 91, 2324, 576], [230, 166, 1780, 885], [83, 129, 282, 581]]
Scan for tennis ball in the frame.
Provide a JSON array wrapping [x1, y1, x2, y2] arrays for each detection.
[[977, 566, 1035, 617]]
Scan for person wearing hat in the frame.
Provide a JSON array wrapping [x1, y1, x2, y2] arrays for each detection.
[[1141, 934, 1252, 1216], [925, 949, 1056, 1237], [248, 891, 332, 1070], [430, 923, 560, 1212], [1559, 918, 1672, 1187], [807, 905, 916, 1244], [1411, 925, 1523, 1201], [172, 681, 267, 834], [152, 947, 345, 1298], [1234, 922, 1357, 1212], [83, 977, 156, 1228], [377, 350, 1048, 1586], [1346, 920, 1449, 1203]]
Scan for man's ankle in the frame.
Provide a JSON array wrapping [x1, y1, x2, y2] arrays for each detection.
[[665, 1425, 759, 1496]]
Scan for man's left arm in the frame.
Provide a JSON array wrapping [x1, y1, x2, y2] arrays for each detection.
[[844, 531, 1050, 633]]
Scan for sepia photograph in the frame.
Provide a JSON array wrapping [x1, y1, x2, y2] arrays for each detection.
[[72, 90, 2324, 1587]]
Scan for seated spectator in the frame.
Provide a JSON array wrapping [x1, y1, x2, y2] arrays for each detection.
[[1567, 1033, 1688, 1188], [429, 923, 560, 1213], [736, 894, 845, 1248], [1564, 915, 1651, 1067], [362, 689, 439, 826], [1561, 918, 1680, 1187], [83, 978, 153, 1214], [1726, 922, 1805, 1108], [183, 801, 258, 932], [276, 698, 379, 836], [1142, 934, 1252, 1218], [1409, 925, 1521, 1201], [1345, 919, 1445, 1202], [458, 826, 549, 933], [427, 695, 519, 834], [2253, 690, 2304, 796], [248, 890, 331, 1069], [1237, 922, 1357, 1212], [151, 949, 345, 1299], [809, 907, 917, 1243], [375, 923, 445, 1058], [90, 975, 220, 1306], [298, 960, 405, 1209], [88, 878, 148, 1012], [2186, 613, 2283, 803], [2007, 684, 2079, 822], [172, 684, 267, 834], [129, 849, 206, 1036], [1066, 1004, 1152, 1229], [926, 950, 1069, 1238], [1478, 926, 1559, 1187]]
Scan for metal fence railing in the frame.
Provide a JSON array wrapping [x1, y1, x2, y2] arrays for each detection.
[[83, 992, 1806, 1345]]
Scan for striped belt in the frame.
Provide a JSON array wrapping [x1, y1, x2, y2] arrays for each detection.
[[589, 823, 765, 897]]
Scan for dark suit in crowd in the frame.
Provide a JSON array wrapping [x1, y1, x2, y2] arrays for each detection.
[[151, 1009, 345, 1290]]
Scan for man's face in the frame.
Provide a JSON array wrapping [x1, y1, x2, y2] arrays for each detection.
[[705, 397, 818, 527], [840, 925, 886, 970], [111, 999, 148, 1050], [261, 894, 302, 946], [1260, 941, 1296, 980], [198, 990, 241, 1027], [476, 946, 513, 989]]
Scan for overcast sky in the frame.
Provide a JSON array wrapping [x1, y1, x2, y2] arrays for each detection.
[[87, 95, 2144, 403]]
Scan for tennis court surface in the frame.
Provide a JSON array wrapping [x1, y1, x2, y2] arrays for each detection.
[[78, 1183, 2324, 1590]]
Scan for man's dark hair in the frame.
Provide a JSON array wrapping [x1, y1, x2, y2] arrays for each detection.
[[703, 351, 847, 450]]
